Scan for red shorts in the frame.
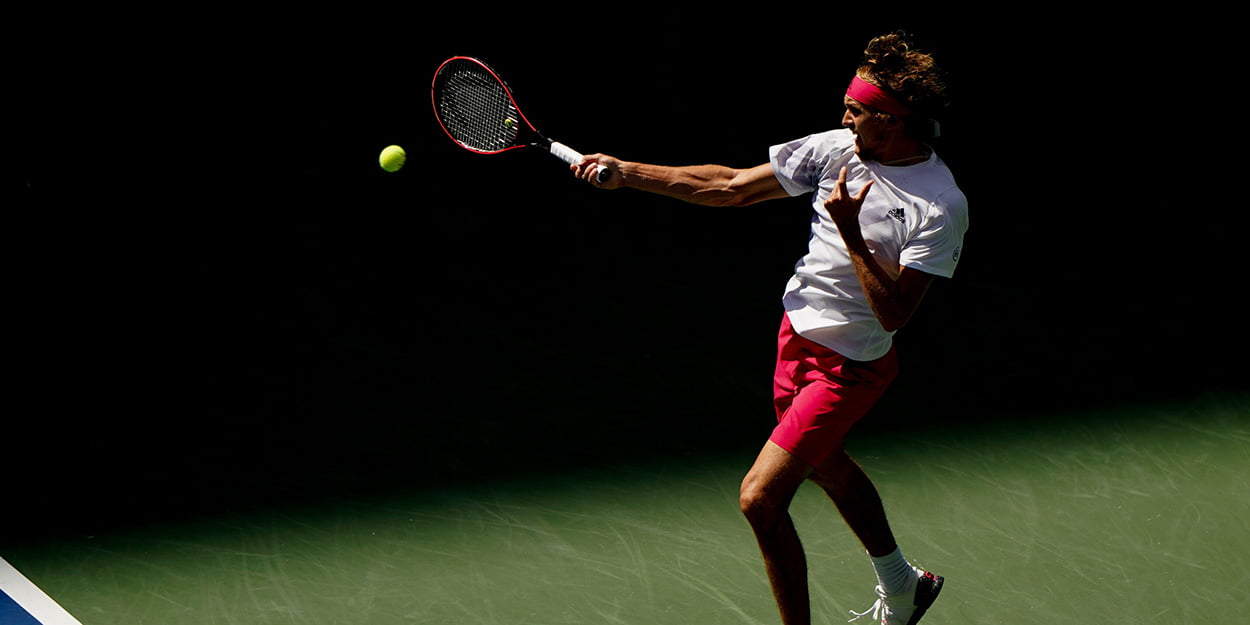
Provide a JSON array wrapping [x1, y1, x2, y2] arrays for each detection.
[[770, 314, 899, 468]]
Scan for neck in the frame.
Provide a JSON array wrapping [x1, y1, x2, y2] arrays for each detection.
[[877, 138, 929, 166], [880, 151, 929, 166]]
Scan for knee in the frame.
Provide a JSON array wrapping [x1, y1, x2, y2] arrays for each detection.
[[739, 477, 785, 528]]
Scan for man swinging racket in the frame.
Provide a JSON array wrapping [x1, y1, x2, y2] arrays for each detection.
[[572, 32, 968, 625]]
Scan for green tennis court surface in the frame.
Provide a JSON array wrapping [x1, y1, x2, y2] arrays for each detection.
[[3, 393, 1245, 624]]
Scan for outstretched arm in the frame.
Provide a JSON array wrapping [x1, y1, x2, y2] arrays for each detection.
[[573, 156, 789, 207]]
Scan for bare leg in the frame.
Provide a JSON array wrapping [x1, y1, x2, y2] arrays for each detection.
[[809, 448, 897, 557], [739, 441, 815, 625]]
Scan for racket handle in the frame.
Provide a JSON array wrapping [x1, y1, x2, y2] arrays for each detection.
[[550, 141, 611, 183]]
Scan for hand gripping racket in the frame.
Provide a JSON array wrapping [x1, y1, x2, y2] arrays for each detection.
[[432, 56, 610, 183]]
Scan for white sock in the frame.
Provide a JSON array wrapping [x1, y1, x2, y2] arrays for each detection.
[[869, 547, 914, 596]]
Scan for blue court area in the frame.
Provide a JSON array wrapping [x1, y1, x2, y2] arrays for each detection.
[[2, 392, 1245, 624], [1, 590, 41, 625]]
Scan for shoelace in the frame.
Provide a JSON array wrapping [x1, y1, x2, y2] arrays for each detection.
[[847, 586, 891, 623]]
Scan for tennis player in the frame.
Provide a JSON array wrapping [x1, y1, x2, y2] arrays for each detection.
[[573, 33, 967, 625]]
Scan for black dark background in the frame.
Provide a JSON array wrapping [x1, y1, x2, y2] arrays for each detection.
[[6, 7, 1242, 540]]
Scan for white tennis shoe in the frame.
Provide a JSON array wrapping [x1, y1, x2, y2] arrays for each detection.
[[849, 568, 944, 625]]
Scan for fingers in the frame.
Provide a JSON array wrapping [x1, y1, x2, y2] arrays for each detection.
[[576, 154, 618, 187], [824, 167, 873, 226], [854, 178, 873, 200], [831, 166, 872, 202], [570, 161, 595, 182]]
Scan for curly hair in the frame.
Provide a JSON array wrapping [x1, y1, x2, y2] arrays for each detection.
[[855, 32, 948, 135]]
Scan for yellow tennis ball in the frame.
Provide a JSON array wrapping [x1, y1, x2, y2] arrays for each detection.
[[379, 145, 406, 172]]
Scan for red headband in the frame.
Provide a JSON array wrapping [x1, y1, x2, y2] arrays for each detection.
[[846, 76, 911, 117]]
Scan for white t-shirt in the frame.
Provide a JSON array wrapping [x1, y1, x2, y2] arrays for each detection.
[[769, 128, 969, 361]]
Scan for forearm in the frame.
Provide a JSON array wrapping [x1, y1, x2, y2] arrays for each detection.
[[616, 161, 747, 206], [837, 226, 910, 332], [578, 154, 785, 206]]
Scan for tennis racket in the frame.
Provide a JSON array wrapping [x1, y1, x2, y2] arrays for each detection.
[[432, 56, 610, 183]]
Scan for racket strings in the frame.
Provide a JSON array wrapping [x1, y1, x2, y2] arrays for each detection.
[[435, 61, 522, 152]]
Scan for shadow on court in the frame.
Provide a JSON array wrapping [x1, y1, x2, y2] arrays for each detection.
[[3, 392, 1246, 624]]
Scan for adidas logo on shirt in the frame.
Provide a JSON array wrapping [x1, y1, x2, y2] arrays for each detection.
[[887, 208, 906, 223]]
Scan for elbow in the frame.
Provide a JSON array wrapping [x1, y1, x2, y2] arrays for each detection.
[[875, 303, 914, 333], [719, 166, 776, 207], [874, 284, 930, 333], [697, 184, 755, 207], [721, 194, 758, 208], [719, 186, 767, 208], [880, 318, 906, 333], [693, 186, 756, 208]]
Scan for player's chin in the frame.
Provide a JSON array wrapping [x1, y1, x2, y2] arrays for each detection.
[[852, 136, 879, 161]]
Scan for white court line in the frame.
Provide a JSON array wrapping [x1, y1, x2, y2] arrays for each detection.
[[0, 556, 82, 625]]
